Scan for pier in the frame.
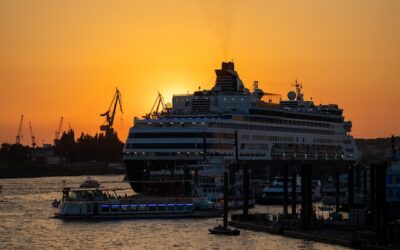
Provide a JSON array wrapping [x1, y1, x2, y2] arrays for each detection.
[[228, 159, 400, 249]]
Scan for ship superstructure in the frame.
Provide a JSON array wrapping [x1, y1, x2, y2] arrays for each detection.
[[123, 62, 358, 192]]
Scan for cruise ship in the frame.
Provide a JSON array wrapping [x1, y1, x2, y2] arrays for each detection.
[[123, 62, 359, 192]]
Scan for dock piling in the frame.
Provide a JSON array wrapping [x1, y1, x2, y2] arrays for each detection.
[[291, 170, 297, 218], [335, 170, 340, 212], [224, 171, 229, 229], [243, 163, 249, 220], [283, 163, 288, 217], [301, 164, 313, 229], [374, 163, 387, 241], [348, 165, 354, 210], [370, 164, 376, 227]]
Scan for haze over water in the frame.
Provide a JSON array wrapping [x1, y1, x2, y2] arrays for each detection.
[[0, 175, 350, 250]]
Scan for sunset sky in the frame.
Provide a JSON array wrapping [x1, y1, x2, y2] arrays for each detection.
[[0, 0, 399, 145]]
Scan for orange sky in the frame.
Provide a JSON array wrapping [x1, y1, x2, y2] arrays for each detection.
[[0, 0, 399, 146]]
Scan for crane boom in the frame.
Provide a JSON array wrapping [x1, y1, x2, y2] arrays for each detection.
[[16, 114, 24, 144], [29, 121, 36, 148], [143, 92, 166, 119], [100, 88, 123, 132], [54, 117, 64, 141]]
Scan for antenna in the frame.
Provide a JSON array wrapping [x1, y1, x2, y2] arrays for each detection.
[[292, 79, 304, 102]]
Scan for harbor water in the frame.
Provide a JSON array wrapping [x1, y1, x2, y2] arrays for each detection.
[[0, 175, 349, 250]]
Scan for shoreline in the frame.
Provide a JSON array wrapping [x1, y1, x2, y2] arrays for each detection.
[[0, 162, 125, 179]]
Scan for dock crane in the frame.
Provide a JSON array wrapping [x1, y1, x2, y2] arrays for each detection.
[[143, 92, 167, 119], [54, 117, 64, 141], [16, 114, 24, 144], [28, 121, 36, 148], [100, 88, 123, 132]]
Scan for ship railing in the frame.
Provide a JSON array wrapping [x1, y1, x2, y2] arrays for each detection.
[[63, 196, 203, 204]]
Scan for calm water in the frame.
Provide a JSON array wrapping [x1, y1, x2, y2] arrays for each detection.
[[0, 175, 349, 250]]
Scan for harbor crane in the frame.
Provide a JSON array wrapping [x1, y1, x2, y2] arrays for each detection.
[[100, 88, 123, 132], [28, 121, 36, 148], [143, 92, 167, 119], [16, 114, 24, 144], [54, 117, 64, 141]]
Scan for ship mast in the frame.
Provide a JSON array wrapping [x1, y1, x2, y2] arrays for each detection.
[[293, 79, 304, 103]]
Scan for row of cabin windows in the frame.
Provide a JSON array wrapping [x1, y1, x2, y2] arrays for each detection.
[[245, 116, 331, 128], [129, 132, 235, 139], [209, 122, 334, 135], [125, 143, 234, 150], [248, 134, 294, 142], [100, 204, 193, 213], [125, 152, 235, 157], [314, 138, 334, 144], [248, 109, 344, 123]]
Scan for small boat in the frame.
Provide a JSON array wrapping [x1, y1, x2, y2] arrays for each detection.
[[54, 187, 221, 219], [80, 177, 100, 188], [258, 177, 322, 204], [208, 224, 240, 236], [208, 172, 240, 236]]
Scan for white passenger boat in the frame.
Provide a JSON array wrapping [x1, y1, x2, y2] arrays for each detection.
[[55, 187, 221, 219]]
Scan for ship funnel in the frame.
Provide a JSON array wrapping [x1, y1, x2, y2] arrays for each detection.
[[222, 61, 234, 71]]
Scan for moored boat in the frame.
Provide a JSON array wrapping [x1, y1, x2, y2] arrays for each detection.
[[55, 187, 221, 219], [80, 177, 101, 188], [208, 224, 240, 236], [123, 62, 359, 194], [257, 176, 321, 204]]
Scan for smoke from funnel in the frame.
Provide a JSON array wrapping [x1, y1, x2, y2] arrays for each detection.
[[200, 0, 239, 60]]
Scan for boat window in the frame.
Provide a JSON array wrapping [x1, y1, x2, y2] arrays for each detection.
[[130, 205, 138, 211], [138, 205, 147, 211], [86, 204, 92, 213], [111, 205, 120, 212], [101, 205, 110, 212], [167, 205, 175, 211], [176, 205, 185, 211], [121, 205, 129, 212], [149, 205, 157, 211], [158, 205, 166, 211]]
